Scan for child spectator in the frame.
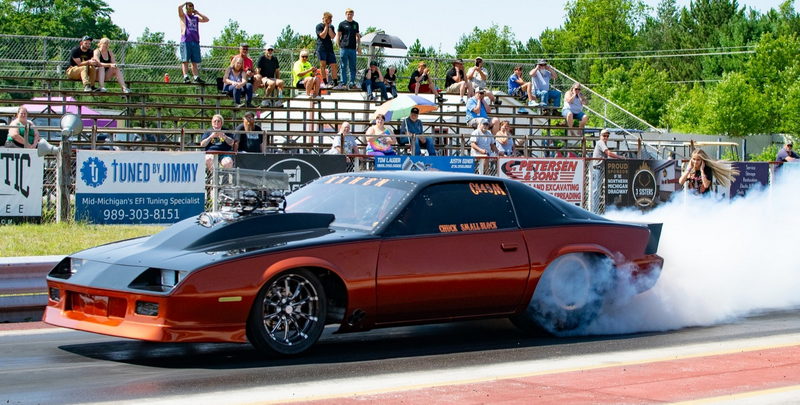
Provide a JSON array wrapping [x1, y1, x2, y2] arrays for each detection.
[[384, 66, 398, 99], [408, 62, 444, 103]]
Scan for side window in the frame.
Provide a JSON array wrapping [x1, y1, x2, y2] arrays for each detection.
[[384, 181, 517, 236]]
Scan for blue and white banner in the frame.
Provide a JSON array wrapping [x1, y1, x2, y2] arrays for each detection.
[[0, 148, 43, 224], [75, 151, 205, 224], [373, 156, 475, 172]]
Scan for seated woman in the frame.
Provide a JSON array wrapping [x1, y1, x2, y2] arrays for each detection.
[[5, 106, 59, 156], [495, 120, 515, 157], [365, 114, 396, 156], [291, 50, 322, 98], [92, 37, 130, 93], [223, 56, 254, 108]]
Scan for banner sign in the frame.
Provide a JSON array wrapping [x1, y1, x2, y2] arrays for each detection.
[[373, 156, 474, 173], [235, 154, 347, 191], [604, 159, 678, 210], [0, 148, 43, 224], [729, 162, 769, 198], [498, 158, 584, 205], [75, 151, 205, 224]]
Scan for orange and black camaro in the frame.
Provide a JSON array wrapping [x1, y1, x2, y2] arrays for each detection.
[[44, 171, 663, 356]]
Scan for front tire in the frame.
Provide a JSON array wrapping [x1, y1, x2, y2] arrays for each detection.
[[511, 253, 613, 335], [247, 269, 327, 356]]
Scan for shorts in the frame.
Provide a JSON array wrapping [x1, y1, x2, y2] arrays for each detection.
[[296, 80, 306, 89], [316, 47, 337, 64], [408, 83, 432, 93], [446, 82, 463, 94], [510, 87, 525, 97], [562, 110, 585, 121], [180, 41, 202, 63]]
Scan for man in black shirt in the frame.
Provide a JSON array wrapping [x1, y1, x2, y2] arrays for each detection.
[[336, 8, 361, 90], [361, 61, 387, 101], [444, 58, 471, 102], [315, 11, 341, 89], [234, 112, 264, 153], [254, 44, 285, 107], [66, 36, 100, 92]]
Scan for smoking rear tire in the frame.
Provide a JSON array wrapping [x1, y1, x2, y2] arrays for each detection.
[[511, 253, 612, 335], [247, 269, 327, 356]]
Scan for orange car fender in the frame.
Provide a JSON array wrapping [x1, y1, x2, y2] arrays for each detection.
[[259, 256, 341, 285]]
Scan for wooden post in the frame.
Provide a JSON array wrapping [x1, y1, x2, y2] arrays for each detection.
[[56, 138, 71, 223]]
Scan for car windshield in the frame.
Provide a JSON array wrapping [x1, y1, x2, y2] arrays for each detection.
[[285, 175, 416, 232]]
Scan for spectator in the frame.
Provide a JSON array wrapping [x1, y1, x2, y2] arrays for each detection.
[[467, 57, 500, 105], [400, 107, 436, 156], [66, 35, 99, 92], [562, 83, 589, 136], [200, 114, 234, 170], [678, 148, 738, 195], [495, 120, 516, 157], [5, 107, 59, 156], [408, 62, 444, 102], [325, 121, 360, 155], [178, 2, 209, 84], [776, 141, 798, 166], [235, 43, 255, 82], [591, 129, 623, 211], [336, 8, 361, 90], [316, 12, 341, 89], [507, 65, 531, 101], [365, 114, 396, 156], [530, 59, 561, 108], [469, 118, 496, 175], [384, 66, 398, 99], [466, 88, 498, 132], [223, 56, 253, 108], [92, 37, 130, 93], [292, 50, 322, 98], [234, 111, 264, 153], [254, 44, 285, 107], [361, 61, 387, 101], [444, 58, 471, 102]]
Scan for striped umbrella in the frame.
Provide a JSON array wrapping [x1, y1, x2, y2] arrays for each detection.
[[372, 94, 438, 121]]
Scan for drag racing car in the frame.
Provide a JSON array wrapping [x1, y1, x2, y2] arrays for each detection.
[[44, 171, 663, 356]]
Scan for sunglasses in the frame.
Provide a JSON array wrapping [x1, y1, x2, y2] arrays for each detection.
[[300, 55, 308, 59]]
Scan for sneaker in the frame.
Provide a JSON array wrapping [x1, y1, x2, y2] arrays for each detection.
[[183, 76, 191, 83], [99, 87, 108, 92], [349, 84, 360, 90], [333, 84, 347, 90], [83, 85, 92, 92], [273, 99, 284, 108], [517, 108, 530, 115], [235, 102, 246, 108], [493, 99, 503, 106], [436, 95, 445, 103], [260, 99, 272, 107], [527, 100, 539, 107], [367, 94, 375, 101], [123, 87, 131, 94], [192, 77, 206, 84], [91, 86, 100, 92]]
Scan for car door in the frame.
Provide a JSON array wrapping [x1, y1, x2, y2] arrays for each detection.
[[375, 180, 530, 324]]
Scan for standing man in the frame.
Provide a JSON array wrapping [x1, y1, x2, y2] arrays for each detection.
[[530, 59, 561, 108], [178, 2, 209, 84], [591, 129, 623, 212], [337, 8, 361, 90], [66, 36, 100, 92], [316, 12, 341, 89], [254, 44, 285, 107]]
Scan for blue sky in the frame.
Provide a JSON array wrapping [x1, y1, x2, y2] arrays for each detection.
[[106, 0, 790, 55]]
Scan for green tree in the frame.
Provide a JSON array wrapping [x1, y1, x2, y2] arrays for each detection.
[[661, 84, 709, 132], [783, 79, 800, 137], [0, 0, 127, 39], [599, 62, 672, 126], [704, 72, 768, 137]]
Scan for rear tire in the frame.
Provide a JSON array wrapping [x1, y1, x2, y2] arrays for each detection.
[[511, 253, 613, 335], [247, 269, 327, 356]]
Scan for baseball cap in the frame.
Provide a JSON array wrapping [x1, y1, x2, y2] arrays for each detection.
[[266, 44, 274, 50], [369, 60, 378, 66], [410, 107, 419, 114], [477, 87, 486, 93], [600, 129, 610, 136], [537, 59, 548, 65], [475, 56, 483, 62], [240, 43, 249, 48], [452, 58, 463, 64], [479, 118, 490, 125], [81, 35, 93, 42]]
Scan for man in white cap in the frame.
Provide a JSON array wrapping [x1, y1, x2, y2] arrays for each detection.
[[467, 57, 500, 105], [529, 59, 561, 108], [254, 44, 285, 107], [591, 129, 623, 212]]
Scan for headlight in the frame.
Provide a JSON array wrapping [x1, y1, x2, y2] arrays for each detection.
[[129, 268, 187, 292]]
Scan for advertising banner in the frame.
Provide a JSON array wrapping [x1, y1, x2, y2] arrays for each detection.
[[373, 156, 475, 173], [235, 154, 347, 191], [729, 162, 769, 198], [604, 159, 678, 210], [75, 151, 205, 224], [498, 158, 584, 205], [0, 148, 43, 224]]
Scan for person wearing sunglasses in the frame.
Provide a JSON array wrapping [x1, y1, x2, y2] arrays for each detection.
[[292, 50, 322, 98], [562, 83, 589, 137]]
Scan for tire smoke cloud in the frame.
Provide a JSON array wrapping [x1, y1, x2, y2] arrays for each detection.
[[587, 171, 800, 334]]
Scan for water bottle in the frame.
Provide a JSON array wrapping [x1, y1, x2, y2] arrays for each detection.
[[164, 73, 170, 83]]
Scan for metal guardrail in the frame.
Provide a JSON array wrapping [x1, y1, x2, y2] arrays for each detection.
[[0, 256, 62, 322]]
